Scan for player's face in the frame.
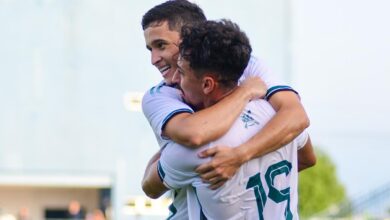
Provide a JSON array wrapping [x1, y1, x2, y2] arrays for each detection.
[[144, 21, 180, 85], [173, 57, 205, 110]]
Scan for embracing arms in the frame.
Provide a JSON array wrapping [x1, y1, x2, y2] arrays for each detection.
[[141, 150, 168, 199], [298, 136, 316, 171], [236, 91, 309, 162], [163, 77, 266, 147], [196, 91, 310, 189], [141, 77, 265, 198]]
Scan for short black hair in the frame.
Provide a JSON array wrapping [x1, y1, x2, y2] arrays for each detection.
[[179, 19, 252, 88], [142, 0, 207, 31]]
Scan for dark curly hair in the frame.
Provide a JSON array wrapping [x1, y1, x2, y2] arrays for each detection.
[[179, 19, 252, 88], [142, 0, 206, 31]]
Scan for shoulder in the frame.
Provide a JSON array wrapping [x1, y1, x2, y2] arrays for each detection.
[[240, 55, 268, 80], [245, 55, 265, 71], [158, 142, 209, 189], [142, 81, 187, 112], [143, 81, 180, 100], [246, 100, 275, 115], [161, 142, 209, 173], [232, 100, 276, 131]]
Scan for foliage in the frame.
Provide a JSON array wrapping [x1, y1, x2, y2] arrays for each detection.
[[298, 148, 346, 217]]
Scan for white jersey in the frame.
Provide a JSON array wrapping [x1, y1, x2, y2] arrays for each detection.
[[142, 56, 298, 219], [142, 56, 296, 150], [158, 100, 308, 220]]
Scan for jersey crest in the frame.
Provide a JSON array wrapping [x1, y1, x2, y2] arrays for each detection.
[[149, 82, 166, 95], [240, 110, 260, 128]]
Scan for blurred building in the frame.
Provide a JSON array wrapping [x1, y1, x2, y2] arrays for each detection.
[[0, 0, 164, 219]]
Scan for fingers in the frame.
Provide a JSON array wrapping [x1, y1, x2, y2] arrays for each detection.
[[196, 165, 232, 190], [198, 167, 231, 183], [195, 146, 236, 190], [195, 162, 213, 174], [195, 158, 224, 175], [208, 179, 227, 190], [198, 147, 218, 158], [199, 169, 219, 181], [240, 76, 267, 100]]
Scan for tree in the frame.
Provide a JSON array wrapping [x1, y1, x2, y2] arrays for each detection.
[[298, 148, 346, 217]]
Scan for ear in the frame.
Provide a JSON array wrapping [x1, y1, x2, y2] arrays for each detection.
[[202, 76, 216, 95]]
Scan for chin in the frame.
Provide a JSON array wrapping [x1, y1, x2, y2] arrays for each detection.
[[164, 77, 174, 85], [182, 98, 196, 110], [164, 74, 175, 85]]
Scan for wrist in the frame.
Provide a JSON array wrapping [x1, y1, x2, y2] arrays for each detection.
[[235, 85, 252, 102], [235, 145, 251, 165]]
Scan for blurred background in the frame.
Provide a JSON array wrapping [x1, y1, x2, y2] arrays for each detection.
[[0, 0, 389, 219]]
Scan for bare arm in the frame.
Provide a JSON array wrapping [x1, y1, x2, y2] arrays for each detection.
[[141, 151, 168, 199], [163, 77, 266, 147], [237, 91, 309, 161], [298, 136, 316, 172], [196, 91, 310, 188]]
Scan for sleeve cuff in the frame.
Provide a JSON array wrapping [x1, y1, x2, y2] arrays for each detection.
[[157, 160, 176, 189], [161, 108, 194, 139], [265, 85, 299, 101]]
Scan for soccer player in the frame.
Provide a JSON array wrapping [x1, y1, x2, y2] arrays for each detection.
[[145, 19, 316, 219], [142, 0, 309, 189], [141, 0, 312, 218]]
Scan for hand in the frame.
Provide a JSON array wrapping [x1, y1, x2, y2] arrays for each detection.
[[239, 76, 267, 100], [195, 146, 244, 190]]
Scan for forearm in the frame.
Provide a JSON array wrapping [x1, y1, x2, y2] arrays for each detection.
[[142, 152, 168, 199], [298, 137, 316, 172], [298, 162, 312, 172], [236, 102, 309, 163], [165, 86, 254, 147]]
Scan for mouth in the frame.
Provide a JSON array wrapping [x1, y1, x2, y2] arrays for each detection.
[[159, 65, 171, 78]]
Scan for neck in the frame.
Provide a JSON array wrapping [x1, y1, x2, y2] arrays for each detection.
[[203, 86, 236, 108]]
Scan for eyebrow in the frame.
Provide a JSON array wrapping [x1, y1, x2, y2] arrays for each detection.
[[146, 39, 166, 51], [152, 39, 167, 46]]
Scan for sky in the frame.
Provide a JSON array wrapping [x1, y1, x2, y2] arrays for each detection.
[[291, 0, 390, 197]]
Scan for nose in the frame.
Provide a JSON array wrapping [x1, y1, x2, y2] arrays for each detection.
[[151, 50, 162, 65], [172, 69, 181, 84]]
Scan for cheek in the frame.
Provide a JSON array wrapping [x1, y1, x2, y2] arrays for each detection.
[[185, 85, 201, 99], [164, 48, 179, 62], [180, 80, 189, 92], [181, 81, 193, 97]]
